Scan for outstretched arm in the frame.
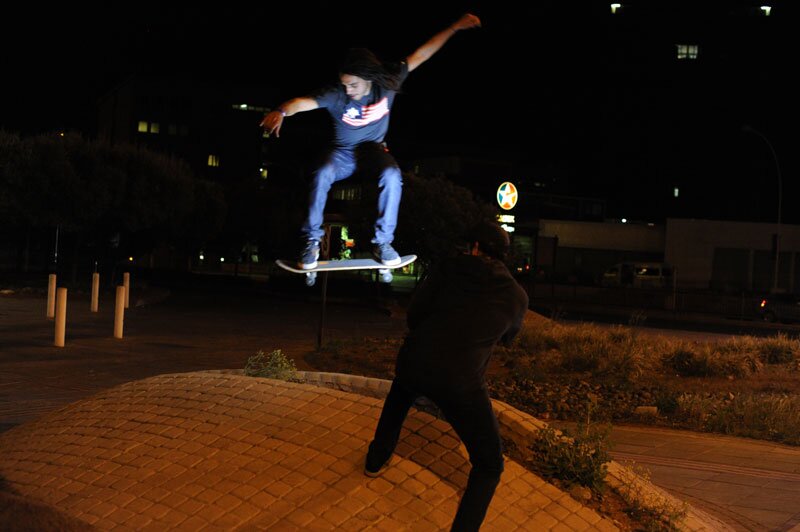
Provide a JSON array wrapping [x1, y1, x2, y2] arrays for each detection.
[[406, 13, 481, 72], [259, 97, 319, 137]]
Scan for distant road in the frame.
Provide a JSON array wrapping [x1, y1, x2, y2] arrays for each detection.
[[531, 303, 800, 339], [591, 323, 736, 343]]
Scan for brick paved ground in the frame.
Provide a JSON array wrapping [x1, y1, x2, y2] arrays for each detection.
[[0, 372, 617, 530], [0, 289, 758, 530]]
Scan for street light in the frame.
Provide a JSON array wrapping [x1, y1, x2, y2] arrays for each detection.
[[743, 125, 783, 292]]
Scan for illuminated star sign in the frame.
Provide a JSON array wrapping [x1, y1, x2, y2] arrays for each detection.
[[497, 182, 518, 210]]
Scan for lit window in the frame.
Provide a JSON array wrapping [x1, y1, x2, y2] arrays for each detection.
[[673, 187, 680, 198], [137, 121, 148, 133], [208, 155, 220, 167], [260, 168, 268, 179], [149, 123, 160, 134], [232, 103, 269, 112], [676, 44, 699, 60], [332, 186, 361, 201]]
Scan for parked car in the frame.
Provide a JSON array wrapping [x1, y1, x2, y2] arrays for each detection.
[[600, 262, 673, 289], [757, 293, 800, 323]]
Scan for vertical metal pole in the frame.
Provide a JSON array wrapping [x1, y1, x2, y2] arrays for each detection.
[[47, 274, 57, 319], [123, 272, 130, 309], [53, 225, 59, 269], [744, 126, 782, 293], [316, 225, 331, 350], [672, 267, 678, 312], [317, 272, 328, 350]]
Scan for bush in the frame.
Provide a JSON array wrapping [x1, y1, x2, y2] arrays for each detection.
[[662, 343, 762, 378], [244, 349, 297, 381], [527, 423, 611, 493], [513, 323, 560, 354], [756, 334, 799, 364], [676, 392, 800, 445]]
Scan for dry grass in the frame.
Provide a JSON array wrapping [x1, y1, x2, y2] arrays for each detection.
[[497, 315, 800, 444], [307, 312, 800, 445]]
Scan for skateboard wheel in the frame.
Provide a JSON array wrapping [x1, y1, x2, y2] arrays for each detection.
[[305, 272, 317, 287], [380, 271, 393, 283]]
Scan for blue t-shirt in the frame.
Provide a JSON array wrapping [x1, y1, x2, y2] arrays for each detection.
[[312, 61, 409, 149]]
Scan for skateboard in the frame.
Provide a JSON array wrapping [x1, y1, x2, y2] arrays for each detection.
[[275, 255, 417, 286]]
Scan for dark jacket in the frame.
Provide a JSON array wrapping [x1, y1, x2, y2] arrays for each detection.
[[396, 254, 529, 394]]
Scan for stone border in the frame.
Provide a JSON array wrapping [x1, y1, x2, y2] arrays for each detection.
[[212, 370, 733, 531]]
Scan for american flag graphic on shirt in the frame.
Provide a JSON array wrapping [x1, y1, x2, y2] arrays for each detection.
[[341, 97, 390, 127]]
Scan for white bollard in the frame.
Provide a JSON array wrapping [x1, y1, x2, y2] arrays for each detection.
[[54, 288, 67, 347], [91, 273, 100, 313], [47, 274, 57, 319], [114, 286, 125, 339]]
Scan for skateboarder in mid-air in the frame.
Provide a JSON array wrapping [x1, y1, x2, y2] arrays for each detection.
[[260, 13, 481, 270]]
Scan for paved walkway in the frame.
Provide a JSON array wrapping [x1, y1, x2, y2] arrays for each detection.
[[0, 372, 615, 530], [610, 426, 800, 531], [550, 419, 800, 531]]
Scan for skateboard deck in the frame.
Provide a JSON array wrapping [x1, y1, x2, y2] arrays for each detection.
[[276, 255, 417, 286]]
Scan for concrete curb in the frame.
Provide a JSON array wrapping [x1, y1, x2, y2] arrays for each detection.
[[221, 369, 734, 531]]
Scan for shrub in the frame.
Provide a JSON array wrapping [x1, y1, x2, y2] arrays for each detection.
[[756, 334, 799, 364], [676, 392, 800, 445], [244, 349, 297, 381], [513, 323, 560, 354], [662, 345, 710, 377], [527, 423, 611, 493], [663, 343, 762, 378]]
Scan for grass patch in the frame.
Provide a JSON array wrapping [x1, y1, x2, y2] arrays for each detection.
[[493, 318, 800, 445], [675, 392, 800, 442]]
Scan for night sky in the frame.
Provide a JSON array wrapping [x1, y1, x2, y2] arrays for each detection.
[[2, 2, 796, 224]]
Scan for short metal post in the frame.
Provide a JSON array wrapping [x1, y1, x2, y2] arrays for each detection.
[[91, 273, 100, 313], [114, 286, 125, 339], [54, 288, 67, 347]]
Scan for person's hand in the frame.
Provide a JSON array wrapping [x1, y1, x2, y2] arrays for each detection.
[[452, 13, 481, 32], [260, 110, 284, 137]]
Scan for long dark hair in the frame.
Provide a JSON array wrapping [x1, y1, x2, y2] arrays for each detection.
[[340, 48, 404, 91]]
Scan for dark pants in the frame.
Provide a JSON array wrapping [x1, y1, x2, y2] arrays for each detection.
[[367, 378, 504, 532]]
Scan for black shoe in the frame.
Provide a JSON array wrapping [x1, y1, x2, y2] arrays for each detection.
[[364, 454, 391, 477]]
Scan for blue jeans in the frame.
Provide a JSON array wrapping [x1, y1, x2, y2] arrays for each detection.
[[301, 147, 403, 245], [367, 378, 504, 532]]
